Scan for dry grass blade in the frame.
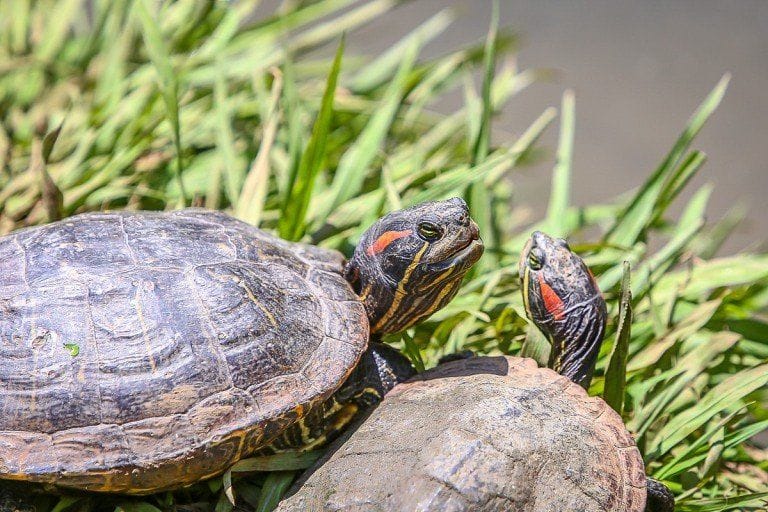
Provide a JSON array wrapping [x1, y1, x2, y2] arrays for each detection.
[[236, 69, 284, 226]]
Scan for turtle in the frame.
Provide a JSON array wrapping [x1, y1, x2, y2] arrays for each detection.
[[276, 231, 675, 512], [0, 198, 483, 495]]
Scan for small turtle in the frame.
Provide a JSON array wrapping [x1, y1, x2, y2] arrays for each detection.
[[277, 231, 675, 512], [0, 198, 482, 495]]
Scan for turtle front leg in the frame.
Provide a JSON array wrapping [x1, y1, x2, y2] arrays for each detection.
[[264, 342, 415, 453], [338, 341, 417, 407]]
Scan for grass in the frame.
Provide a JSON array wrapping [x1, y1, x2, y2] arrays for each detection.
[[0, 1, 766, 511]]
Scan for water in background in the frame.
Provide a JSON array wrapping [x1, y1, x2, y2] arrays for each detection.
[[346, 0, 768, 253]]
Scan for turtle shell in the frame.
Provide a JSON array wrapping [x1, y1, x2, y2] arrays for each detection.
[[278, 356, 647, 512], [0, 209, 367, 494]]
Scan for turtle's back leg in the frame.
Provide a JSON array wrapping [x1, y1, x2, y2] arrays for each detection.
[[0, 486, 40, 512]]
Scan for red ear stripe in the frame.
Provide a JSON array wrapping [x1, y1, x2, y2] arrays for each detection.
[[366, 230, 413, 256], [537, 274, 565, 321]]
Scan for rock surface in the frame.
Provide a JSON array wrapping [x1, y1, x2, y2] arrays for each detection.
[[278, 356, 646, 512]]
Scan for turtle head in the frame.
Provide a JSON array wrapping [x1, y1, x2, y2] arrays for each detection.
[[345, 198, 483, 335], [519, 231, 607, 388]]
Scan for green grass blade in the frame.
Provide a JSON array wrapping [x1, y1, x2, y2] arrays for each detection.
[[678, 491, 768, 512], [290, 0, 399, 52], [463, 72, 482, 159], [605, 75, 728, 246], [401, 331, 426, 373], [545, 89, 575, 237], [630, 184, 710, 298], [696, 204, 746, 259], [652, 151, 709, 226], [467, 1, 498, 274], [213, 57, 242, 207], [8, 0, 31, 54], [603, 261, 631, 415], [194, 0, 262, 60], [405, 107, 555, 210], [280, 55, 304, 205], [471, 0, 498, 166], [114, 502, 163, 512], [646, 363, 768, 462], [628, 298, 721, 372], [214, 491, 234, 512], [230, 451, 323, 473], [405, 151, 511, 205], [135, 0, 187, 207], [50, 497, 83, 512], [255, 471, 295, 512], [278, 36, 344, 241], [520, 325, 550, 367], [630, 331, 740, 439], [351, 9, 454, 93], [315, 40, 417, 222], [222, 468, 235, 505], [657, 418, 768, 480], [35, 0, 82, 62], [652, 254, 768, 302]]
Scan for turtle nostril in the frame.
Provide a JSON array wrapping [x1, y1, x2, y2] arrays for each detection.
[[468, 221, 480, 240]]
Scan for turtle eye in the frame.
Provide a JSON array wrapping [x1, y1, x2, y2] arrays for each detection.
[[417, 222, 442, 241], [528, 249, 544, 270]]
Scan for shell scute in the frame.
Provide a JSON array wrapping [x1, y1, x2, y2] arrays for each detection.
[[308, 268, 357, 302], [22, 214, 134, 282], [120, 414, 190, 461], [0, 431, 50, 476], [120, 213, 237, 268], [322, 300, 367, 344]]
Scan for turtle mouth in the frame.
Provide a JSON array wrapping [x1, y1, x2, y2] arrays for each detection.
[[518, 236, 534, 273], [427, 238, 484, 273]]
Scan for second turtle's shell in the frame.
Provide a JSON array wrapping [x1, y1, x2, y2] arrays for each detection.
[[0, 209, 367, 494], [278, 356, 647, 512]]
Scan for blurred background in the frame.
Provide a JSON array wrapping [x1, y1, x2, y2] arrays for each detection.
[[300, 0, 768, 253]]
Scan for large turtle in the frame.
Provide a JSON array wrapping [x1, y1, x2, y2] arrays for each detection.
[[277, 231, 675, 512], [0, 198, 482, 495]]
